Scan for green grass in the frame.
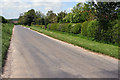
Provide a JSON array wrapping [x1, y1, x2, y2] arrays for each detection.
[[24, 25, 119, 59], [2, 23, 14, 68]]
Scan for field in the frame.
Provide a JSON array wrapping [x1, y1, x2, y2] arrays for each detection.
[[25, 25, 119, 59]]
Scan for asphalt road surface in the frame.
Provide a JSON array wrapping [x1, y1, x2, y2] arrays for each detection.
[[2, 25, 118, 78]]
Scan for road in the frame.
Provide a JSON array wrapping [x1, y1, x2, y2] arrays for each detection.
[[2, 25, 118, 78]]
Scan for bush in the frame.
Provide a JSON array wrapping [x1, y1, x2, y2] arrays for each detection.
[[70, 23, 82, 34], [87, 20, 99, 38], [47, 23, 59, 31], [111, 20, 120, 45], [64, 23, 73, 33], [81, 21, 90, 36], [32, 25, 45, 29], [47, 23, 82, 34], [81, 20, 99, 39], [100, 19, 119, 45], [59, 23, 73, 32]]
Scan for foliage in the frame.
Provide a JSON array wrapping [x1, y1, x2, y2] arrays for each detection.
[[81, 20, 99, 39], [70, 23, 82, 34], [47, 23, 58, 30], [59, 23, 72, 32], [24, 9, 36, 26], [2, 23, 14, 67], [47, 23, 82, 34], [57, 11, 67, 23], [87, 20, 99, 38], [81, 21, 90, 36], [0, 16, 8, 23], [92, 2, 120, 41], [46, 10, 57, 23], [18, 9, 45, 26], [63, 13, 73, 23], [111, 21, 119, 45]]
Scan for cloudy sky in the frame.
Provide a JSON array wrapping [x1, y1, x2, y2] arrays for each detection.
[[0, 0, 88, 19]]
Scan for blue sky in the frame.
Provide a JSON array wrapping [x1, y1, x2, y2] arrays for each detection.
[[0, 0, 87, 19]]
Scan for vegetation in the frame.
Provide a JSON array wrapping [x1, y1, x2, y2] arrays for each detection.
[[0, 16, 9, 23], [1, 16, 14, 67], [19, 2, 120, 59]]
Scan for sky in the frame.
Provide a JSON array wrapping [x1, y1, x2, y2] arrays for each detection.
[[0, 0, 88, 19]]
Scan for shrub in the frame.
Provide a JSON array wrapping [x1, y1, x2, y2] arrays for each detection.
[[47, 23, 73, 33], [100, 19, 119, 44], [87, 20, 99, 38], [111, 20, 120, 45], [64, 23, 72, 33], [47, 23, 59, 31], [70, 23, 82, 34], [81, 21, 90, 36], [33, 25, 45, 29], [59, 23, 72, 32]]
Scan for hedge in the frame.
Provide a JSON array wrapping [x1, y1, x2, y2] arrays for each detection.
[[87, 20, 99, 38], [34, 19, 119, 45], [81, 21, 90, 36], [111, 20, 120, 45], [70, 23, 82, 34], [47, 23, 83, 34]]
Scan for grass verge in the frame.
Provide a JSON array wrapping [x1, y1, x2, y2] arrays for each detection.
[[2, 23, 14, 68], [25, 25, 119, 59]]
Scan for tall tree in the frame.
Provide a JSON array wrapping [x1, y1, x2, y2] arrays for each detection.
[[35, 11, 44, 25], [57, 11, 67, 23], [24, 9, 36, 26], [46, 10, 57, 23]]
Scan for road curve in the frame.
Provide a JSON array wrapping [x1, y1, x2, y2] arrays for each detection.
[[2, 25, 118, 78]]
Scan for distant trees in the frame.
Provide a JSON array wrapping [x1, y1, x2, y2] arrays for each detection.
[[18, 10, 57, 25], [0, 16, 8, 23]]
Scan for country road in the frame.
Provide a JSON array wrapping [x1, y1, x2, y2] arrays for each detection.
[[2, 25, 118, 78]]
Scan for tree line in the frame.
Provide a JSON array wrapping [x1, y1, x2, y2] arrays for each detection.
[[18, 2, 119, 25]]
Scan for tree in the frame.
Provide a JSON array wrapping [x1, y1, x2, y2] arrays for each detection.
[[57, 11, 67, 23], [46, 10, 57, 23], [35, 11, 45, 25], [63, 12, 73, 23], [64, 2, 95, 23], [44, 16, 49, 26], [92, 2, 120, 40], [18, 14, 24, 24], [24, 9, 36, 26]]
